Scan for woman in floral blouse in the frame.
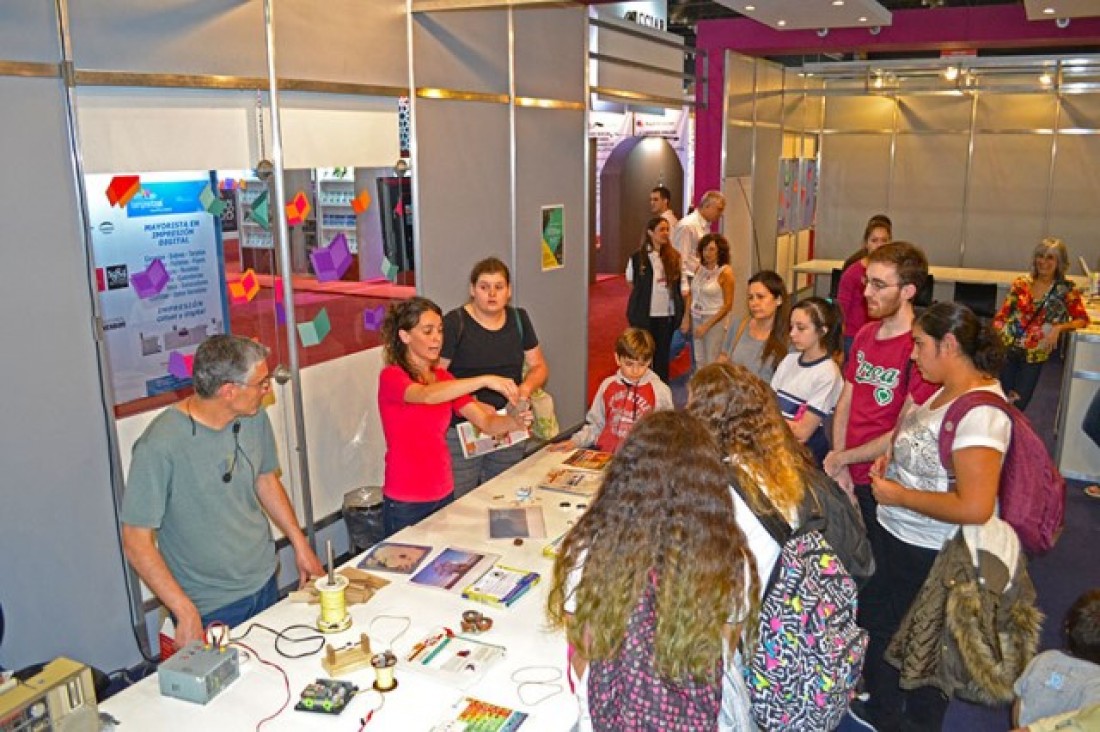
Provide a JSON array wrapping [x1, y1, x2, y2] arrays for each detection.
[[993, 237, 1090, 410]]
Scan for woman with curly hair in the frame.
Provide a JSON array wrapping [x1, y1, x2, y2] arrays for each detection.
[[547, 410, 758, 731], [687, 361, 809, 587]]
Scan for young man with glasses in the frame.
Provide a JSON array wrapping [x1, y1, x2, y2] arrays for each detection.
[[823, 241, 938, 729], [121, 335, 323, 648]]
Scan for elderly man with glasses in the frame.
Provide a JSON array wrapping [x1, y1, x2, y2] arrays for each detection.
[[121, 335, 322, 648]]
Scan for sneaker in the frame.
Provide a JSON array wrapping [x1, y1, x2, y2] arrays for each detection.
[[847, 699, 879, 731]]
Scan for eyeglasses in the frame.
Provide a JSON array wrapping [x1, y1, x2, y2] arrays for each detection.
[[861, 275, 902, 292], [235, 375, 273, 391]]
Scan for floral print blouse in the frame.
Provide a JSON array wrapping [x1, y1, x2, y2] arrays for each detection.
[[993, 276, 1090, 363]]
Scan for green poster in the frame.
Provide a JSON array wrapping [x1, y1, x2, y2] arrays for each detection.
[[541, 204, 564, 271]]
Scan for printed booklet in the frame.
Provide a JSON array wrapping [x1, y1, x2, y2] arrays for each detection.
[[487, 506, 546, 540], [409, 547, 499, 593], [561, 448, 612, 472], [357, 542, 432, 575], [456, 413, 528, 459], [429, 696, 527, 732], [537, 467, 601, 498]]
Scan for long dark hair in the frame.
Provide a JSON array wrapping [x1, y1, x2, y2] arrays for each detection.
[[747, 270, 790, 370], [547, 410, 757, 681], [915, 302, 1005, 376], [842, 214, 892, 270], [645, 216, 681, 288], [381, 296, 442, 381]]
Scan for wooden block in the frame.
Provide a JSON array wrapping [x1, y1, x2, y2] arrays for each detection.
[[321, 634, 374, 677]]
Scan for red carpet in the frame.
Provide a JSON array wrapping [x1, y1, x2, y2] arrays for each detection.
[[587, 275, 630, 401]]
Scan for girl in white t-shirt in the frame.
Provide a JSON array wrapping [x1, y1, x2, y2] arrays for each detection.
[[546, 410, 758, 731], [856, 302, 1013, 732], [772, 297, 844, 467]]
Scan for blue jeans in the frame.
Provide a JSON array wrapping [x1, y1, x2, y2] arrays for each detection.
[[383, 494, 453, 537], [998, 349, 1044, 411], [199, 574, 278, 629], [445, 428, 526, 499]]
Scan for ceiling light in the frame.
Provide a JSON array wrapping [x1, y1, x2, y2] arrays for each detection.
[[777, 19, 787, 27], [744, 4, 755, 10], [832, 0, 845, 5], [858, 16, 868, 23], [1040, 72, 1054, 86], [944, 66, 959, 81], [1043, 7, 1055, 14]]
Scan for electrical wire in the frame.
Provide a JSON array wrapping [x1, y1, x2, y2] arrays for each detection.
[[231, 622, 327, 659], [230, 640, 290, 732]]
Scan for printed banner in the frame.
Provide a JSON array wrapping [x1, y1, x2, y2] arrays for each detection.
[[88, 171, 228, 403], [541, 205, 564, 271]]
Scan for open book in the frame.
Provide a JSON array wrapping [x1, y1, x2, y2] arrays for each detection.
[[456, 415, 528, 459], [538, 467, 602, 498], [562, 448, 613, 472]]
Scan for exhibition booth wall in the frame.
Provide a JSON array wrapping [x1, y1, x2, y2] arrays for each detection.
[[0, 1, 587, 672]]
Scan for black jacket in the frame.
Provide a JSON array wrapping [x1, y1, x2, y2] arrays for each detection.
[[626, 247, 685, 328]]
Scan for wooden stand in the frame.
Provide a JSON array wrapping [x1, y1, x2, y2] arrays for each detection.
[[321, 634, 373, 677]]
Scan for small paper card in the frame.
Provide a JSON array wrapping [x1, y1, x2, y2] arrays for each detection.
[[456, 415, 528, 460], [409, 547, 498, 593], [562, 448, 613, 472], [357, 542, 432, 575], [463, 565, 540, 608], [488, 506, 546, 540], [537, 467, 601, 498], [429, 696, 528, 732], [404, 633, 506, 689]]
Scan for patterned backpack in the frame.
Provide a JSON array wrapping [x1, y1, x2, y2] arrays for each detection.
[[587, 570, 722, 731], [937, 390, 1066, 554], [734, 484, 868, 731]]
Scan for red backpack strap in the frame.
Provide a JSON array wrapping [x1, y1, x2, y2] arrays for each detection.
[[937, 390, 1011, 476]]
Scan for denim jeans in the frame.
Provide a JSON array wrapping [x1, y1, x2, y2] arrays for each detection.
[[199, 574, 278, 629], [383, 494, 453, 537], [998, 348, 1045, 411]]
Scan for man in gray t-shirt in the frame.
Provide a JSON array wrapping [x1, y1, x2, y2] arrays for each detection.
[[121, 335, 322, 647]]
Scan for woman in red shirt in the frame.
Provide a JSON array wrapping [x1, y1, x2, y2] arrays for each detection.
[[379, 297, 528, 536]]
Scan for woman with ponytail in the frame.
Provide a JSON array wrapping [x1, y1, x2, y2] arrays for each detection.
[[854, 302, 1013, 731]]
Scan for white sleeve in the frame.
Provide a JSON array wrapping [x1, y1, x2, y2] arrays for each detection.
[[807, 363, 844, 416], [625, 257, 634, 283], [572, 378, 611, 448], [953, 405, 1012, 454], [655, 380, 674, 411]]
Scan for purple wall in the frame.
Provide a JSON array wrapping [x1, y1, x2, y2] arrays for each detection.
[[693, 5, 1100, 199]]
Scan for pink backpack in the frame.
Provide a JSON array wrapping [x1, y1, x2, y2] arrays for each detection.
[[937, 390, 1066, 554]]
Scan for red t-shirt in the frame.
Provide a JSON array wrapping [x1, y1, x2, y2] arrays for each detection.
[[378, 365, 472, 502], [842, 321, 938, 485], [838, 261, 871, 338]]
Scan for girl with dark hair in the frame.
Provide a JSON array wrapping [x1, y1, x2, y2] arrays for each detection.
[[717, 270, 790, 383], [439, 257, 548, 497], [689, 233, 735, 367], [626, 216, 686, 383], [838, 215, 892, 357], [378, 297, 529, 535], [548, 409, 757, 731], [853, 302, 1012, 731], [771, 297, 844, 467]]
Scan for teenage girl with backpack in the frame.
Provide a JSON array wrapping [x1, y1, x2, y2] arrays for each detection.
[[771, 297, 844, 468], [855, 302, 1012, 731], [547, 410, 759, 731]]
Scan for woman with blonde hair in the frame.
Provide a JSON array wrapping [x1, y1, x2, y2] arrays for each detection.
[[547, 410, 758, 731], [688, 362, 809, 585], [994, 237, 1090, 410]]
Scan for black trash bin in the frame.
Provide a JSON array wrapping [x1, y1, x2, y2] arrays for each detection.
[[343, 486, 384, 554]]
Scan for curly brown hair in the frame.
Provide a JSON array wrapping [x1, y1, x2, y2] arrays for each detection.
[[547, 410, 758, 681], [687, 362, 809, 519], [381, 296, 441, 381]]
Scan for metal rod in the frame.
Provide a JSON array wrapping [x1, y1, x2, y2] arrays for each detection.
[[262, 0, 317, 553]]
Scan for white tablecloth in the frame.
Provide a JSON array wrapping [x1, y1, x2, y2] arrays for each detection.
[[101, 447, 584, 731]]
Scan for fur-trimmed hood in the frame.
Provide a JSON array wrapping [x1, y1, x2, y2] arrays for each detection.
[[886, 519, 1044, 704]]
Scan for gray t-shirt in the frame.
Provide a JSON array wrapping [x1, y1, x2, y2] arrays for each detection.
[[120, 406, 280, 616], [723, 317, 779, 383], [1014, 650, 1100, 727]]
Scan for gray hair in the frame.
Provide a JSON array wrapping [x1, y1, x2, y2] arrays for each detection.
[[699, 190, 726, 209], [192, 335, 269, 398], [1030, 237, 1069, 281]]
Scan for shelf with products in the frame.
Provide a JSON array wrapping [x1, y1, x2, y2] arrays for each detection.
[[235, 178, 274, 251], [316, 169, 358, 256]]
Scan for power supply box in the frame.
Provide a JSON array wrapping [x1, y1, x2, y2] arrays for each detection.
[[0, 657, 98, 732], [157, 642, 239, 705]]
